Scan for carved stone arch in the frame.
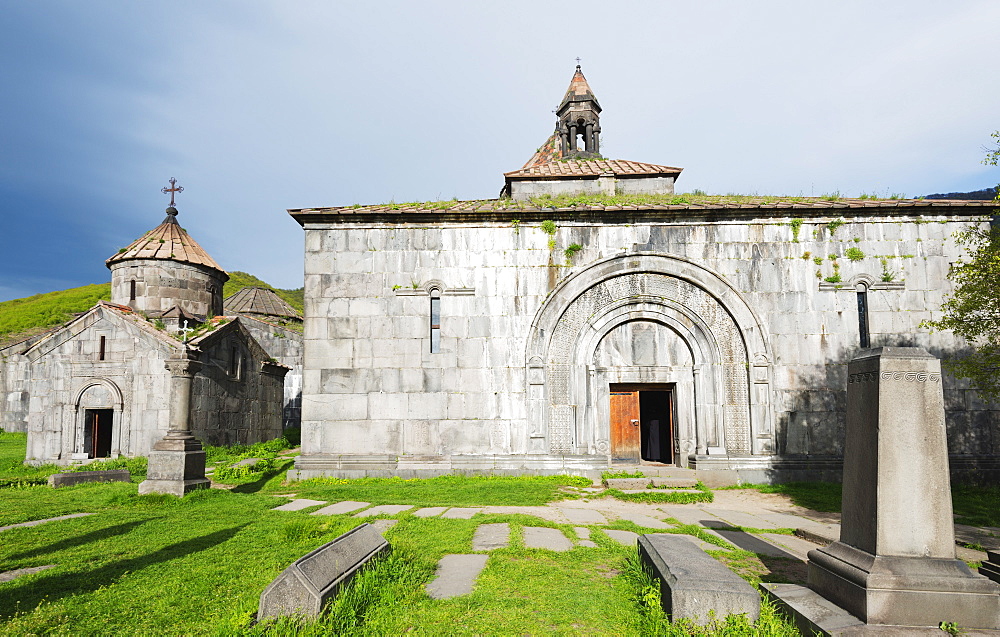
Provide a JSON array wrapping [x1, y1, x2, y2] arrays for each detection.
[[525, 252, 774, 459], [74, 377, 124, 409], [72, 378, 126, 458]]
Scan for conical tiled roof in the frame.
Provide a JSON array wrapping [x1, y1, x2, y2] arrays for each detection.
[[106, 207, 226, 274], [224, 286, 301, 319], [557, 65, 601, 114]]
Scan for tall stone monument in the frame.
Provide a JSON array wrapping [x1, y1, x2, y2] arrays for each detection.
[[806, 347, 999, 628], [138, 348, 210, 496]]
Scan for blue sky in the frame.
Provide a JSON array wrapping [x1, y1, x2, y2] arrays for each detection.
[[2, 1, 998, 302]]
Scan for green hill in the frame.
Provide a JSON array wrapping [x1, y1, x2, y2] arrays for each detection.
[[0, 284, 112, 341], [0, 272, 303, 344]]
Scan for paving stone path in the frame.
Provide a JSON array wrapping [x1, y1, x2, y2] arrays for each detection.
[[426, 554, 489, 600], [272, 498, 326, 512], [472, 523, 510, 551], [523, 527, 573, 551], [0, 513, 94, 533], [0, 565, 57, 583], [355, 504, 412, 517], [312, 501, 368, 515]]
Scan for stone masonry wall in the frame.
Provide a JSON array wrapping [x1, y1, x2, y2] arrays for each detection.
[[299, 211, 999, 464], [238, 316, 303, 430], [110, 259, 226, 319]]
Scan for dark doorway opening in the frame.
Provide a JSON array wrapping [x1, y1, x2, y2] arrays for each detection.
[[639, 390, 673, 463], [83, 409, 113, 458], [609, 384, 674, 464]]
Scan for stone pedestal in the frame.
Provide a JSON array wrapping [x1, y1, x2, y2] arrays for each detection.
[[138, 350, 210, 497], [806, 348, 1000, 628]]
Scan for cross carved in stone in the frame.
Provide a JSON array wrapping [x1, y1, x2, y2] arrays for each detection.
[[162, 177, 184, 207]]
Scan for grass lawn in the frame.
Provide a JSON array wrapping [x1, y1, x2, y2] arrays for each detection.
[[0, 432, 801, 634]]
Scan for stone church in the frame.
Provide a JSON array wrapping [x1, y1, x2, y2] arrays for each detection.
[[288, 66, 999, 481], [0, 198, 303, 464]]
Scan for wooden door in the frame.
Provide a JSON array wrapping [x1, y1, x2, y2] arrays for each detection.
[[610, 390, 641, 460]]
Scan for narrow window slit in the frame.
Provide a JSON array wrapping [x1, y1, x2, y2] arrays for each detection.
[[430, 290, 441, 353]]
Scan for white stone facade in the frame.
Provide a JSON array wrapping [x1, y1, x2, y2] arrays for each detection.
[[291, 202, 1000, 480]]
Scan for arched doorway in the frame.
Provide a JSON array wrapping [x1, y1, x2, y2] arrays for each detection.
[[73, 380, 124, 459], [526, 253, 774, 466]]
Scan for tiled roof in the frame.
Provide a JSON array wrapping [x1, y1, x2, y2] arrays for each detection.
[[521, 133, 563, 170], [289, 196, 998, 221], [505, 159, 683, 179], [558, 65, 600, 113], [224, 287, 301, 319], [106, 208, 226, 274]]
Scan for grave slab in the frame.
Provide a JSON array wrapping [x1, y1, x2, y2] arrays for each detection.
[[604, 529, 639, 546], [426, 554, 489, 600], [0, 565, 57, 583], [258, 523, 389, 619], [0, 513, 94, 533], [523, 527, 572, 551], [557, 508, 607, 524], [639, 534, 760, 625], [616, 512, 672, 530], [574, 527, 591, 539], [761, 583, 865, 635], [354, 504, 412, 517], [578, 540, 598, 548], [472, 523, 510, 551], [440, 507, 482, 519], [272, 498, 327, 512], [413, 507, 448, 518], [312, 501, 370, 515], [49, 470, 131, 488]]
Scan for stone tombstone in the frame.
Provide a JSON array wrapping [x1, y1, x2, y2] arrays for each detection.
[[49, 470, 130, 488], [807, 347, 1000, 628], [258, 523, 390, 620], [638, 534, 760, 625]]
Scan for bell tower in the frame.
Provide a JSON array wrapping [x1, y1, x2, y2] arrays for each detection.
[[556, 65, 602, 159]]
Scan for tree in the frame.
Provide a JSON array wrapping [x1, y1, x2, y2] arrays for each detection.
[[922, 132, 1000, 400]]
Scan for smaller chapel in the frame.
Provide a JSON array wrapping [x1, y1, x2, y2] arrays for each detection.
[[0, 187, 303, 464]]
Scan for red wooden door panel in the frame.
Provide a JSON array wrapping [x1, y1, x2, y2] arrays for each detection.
[[610, 390, 640, 460]]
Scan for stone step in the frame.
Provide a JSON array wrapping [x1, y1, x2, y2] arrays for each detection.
[[426, 554, 489, 600]]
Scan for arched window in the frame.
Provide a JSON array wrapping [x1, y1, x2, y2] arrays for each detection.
[[856, 282, 870, 348], [429, 288, 441, 353]]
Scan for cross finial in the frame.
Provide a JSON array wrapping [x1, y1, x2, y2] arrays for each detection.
[[162, 177, 184, 207], [575, 57, 581, 67], [179, 319, 194, 344]]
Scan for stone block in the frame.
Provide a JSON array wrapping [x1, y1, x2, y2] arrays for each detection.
[[48, 470, 131, 488], [425, 554, 488, 600], [523, 527, 572, 551], [604, 477, 651, 489], [257, 523, 390, 619], [472, 523, 510, 551], [980, 550, 1000, 585], [639, 534, 760, 625], [650, 477, 697, 488]]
